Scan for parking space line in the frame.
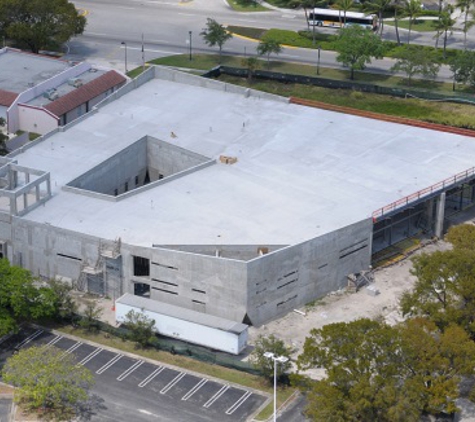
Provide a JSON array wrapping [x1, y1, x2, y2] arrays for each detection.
[[15, 329, 43, 349], [203, 385, 229, 408], [96, 354, 123, 374], [117, 360, 144, 381], [225, 391, 253, 415], [45, 334, 62, 347], [181, 378, 208, 401], [59, 341, 82, 359], [138, 366, 164, 388], [160, 372, 185, 395], [77, 347, 103, 366]]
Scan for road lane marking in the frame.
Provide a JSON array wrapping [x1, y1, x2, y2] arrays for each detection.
[[96, 354, 123, 374], [203, 385, 229, 408], [160, 372, 186, 394], [225, 391, 252, 415], [182, 378, 208, 401], [16, 329, 43, 349], [138, 366, 164, 388], [117, 360, 144, 381], [77, 347, 103, 366]]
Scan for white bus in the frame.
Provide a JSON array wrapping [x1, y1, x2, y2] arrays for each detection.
[[308, 8, 377, 31]]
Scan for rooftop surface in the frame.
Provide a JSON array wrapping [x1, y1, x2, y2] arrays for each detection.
[[0, 49, 70, 93], [11, 74, 475, 249]]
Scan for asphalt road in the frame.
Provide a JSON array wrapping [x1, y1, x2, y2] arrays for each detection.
[[66, 0, 475, 81], [0, 328, 268, 422]]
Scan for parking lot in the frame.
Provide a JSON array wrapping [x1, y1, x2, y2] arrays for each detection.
[[1, 327, 268, 422]]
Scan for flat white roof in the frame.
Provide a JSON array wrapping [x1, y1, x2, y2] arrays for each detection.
[[11, 73, 475, 247]]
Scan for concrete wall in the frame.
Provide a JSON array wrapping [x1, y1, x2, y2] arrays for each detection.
[[17, 105, 58, 135], [4, 212, 371, 326], [124, 245, 249, 323], [68, 137, 147, 195], [147, 136, 209, 180], [246, 218, 373, 325]]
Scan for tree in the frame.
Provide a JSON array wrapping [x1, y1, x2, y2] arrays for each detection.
[[391, 45, 440, 85], [445, 223, 475, 250], [334, 26, 385, 80], [364, 0, 391, 35], [400, 248, 475, 338], [46, 277, 77, 321], [256, 38, 282, 70], [241, 56, 259, 82], [250, 334, 293, 383], [0, 259, 57, 336], [200, 18, 232, 64], [0, 0, 86, 54], [449, 50, 475, 90], [2, 345, 94, 418], [455, 0, 474, 48], [294, 318, 475, 421], [79, 300, 102, 332], [336, 0, 354, 25], [433, 6, 456, 58], [123, 309, 155, 348], [401, 0, 422, 44]]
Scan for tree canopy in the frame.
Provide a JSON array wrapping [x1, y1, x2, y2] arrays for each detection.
[[123, 309, 155, 348], [2, 345, 94, 418], [334, 26, 385, 80], [391, 45, 440, 84], [0, 259, 58, 336], [250, 334, 293, 383], [294, 318, 475, 421], [256, 38, 282, 70], [200, 18, 232, 64], [0, 0, 86, 53]]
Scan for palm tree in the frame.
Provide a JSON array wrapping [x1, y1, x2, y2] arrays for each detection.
[[364, 0, 391, 35], [337, 0, 354, 25], [456, 0, 474, 49], [402, 0, 423, 44], [434, 6, 456, 58]]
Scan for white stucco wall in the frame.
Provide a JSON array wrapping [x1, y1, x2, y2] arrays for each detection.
[[18, 105, 58, 135]]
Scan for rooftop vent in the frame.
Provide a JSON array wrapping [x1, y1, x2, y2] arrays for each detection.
[[43, 88, 59, 101], [68, 78, 83, 88]]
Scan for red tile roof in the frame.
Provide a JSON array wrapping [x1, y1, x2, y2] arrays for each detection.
[[0, 89, 18, 107], [44, 70, 126, 117]]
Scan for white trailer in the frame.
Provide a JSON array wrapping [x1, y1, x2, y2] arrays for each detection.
[[115, 293, 248, 355]]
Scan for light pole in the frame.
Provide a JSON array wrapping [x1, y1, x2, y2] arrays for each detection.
[[189, 31, 192, 61], [121, 41, 128, 74], [264, 352, 289, 422]]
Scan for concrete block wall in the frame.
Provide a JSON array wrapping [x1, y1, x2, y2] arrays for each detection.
[[246, 218, 373, 325], [68, 137, 147, 195], [124, 244, 249, 323]]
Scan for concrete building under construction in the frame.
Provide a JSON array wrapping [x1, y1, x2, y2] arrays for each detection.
[[2, 66, 475, 327]]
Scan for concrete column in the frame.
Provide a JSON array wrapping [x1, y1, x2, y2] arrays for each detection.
[[435, 192, 446, 239], [25, 172, 30, 184], [46, 178, 51, 197], [10, 195, 17, 215], [23, 193, 27, 211], [35, 185, 40, 201], [425, 198, 434, 232]]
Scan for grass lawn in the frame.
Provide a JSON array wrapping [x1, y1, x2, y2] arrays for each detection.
[[55, 325, 296, 420], [385, 19, 438, 32], [227, 0, 269, 12]]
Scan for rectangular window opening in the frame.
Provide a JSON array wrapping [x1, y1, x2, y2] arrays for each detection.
[[152, 278, 177, 287], [192, 288, 206, 294], [57, 253, 81, 261], [152, 287, 178, 295], [133, 256, 150, 276], [277, 278, 298, 290], [192, 299, 205, 305]]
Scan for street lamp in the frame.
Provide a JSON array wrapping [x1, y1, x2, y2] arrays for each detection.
[[121, 41, 128, 74], [264, 352, 289, 422], [188, 31, 192, 61]]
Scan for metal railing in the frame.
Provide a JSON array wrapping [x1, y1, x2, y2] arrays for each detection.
[[372, 166, 475, 221]]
